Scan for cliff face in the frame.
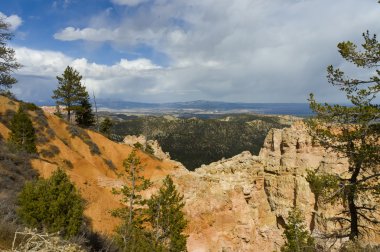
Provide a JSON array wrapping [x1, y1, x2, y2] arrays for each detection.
[[175, 121, 351, 252], [176, 152, 280, 252]]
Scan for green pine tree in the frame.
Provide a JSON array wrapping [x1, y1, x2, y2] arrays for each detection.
[[75, 93, 95, 128], [54, 104, 63, 118], [307, 31, 380, 240], [17, 168, 84, 238], [8, 107, 37, 153], [52, 66, 87, 122], [112, 149, 153, 251], [147, 175, 188, 252], [281, 208, 315, 252], [100, 117, 113, 137], [0, 18, 21, 92]]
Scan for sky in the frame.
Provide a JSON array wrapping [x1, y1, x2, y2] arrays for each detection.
[[1, 0, 380, 104]]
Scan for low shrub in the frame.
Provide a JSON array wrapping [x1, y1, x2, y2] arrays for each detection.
[[36, 134, 49, 144], [40, 145, 60, 158], [63, 159, 74, 169], [21, 102, 41, 112], [46, 128, 55, 138], [40, 149, 55, 158], [67, 125, 82, 138], [103, 159, 116, 170], [145, 143, 155, 155], [17, 169, 84, 238], [0, 109, 15, 126], [133, 142, 144, 150], [49, 145, 60, 155], [0, 202, 20, 249], [84, 138, 101, 155]]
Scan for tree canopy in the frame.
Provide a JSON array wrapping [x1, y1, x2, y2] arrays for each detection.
[[8, 107, 37, 153], [0, 18, 21, 93], [75, 93, 95, 128], [281, 208, 315, 252], [17, 168, 84, 238], [112, 156, 188, 251], [100, 117, 113, 138], [147, 176, 188, 252], [52, 66, 88, 122], [112, 149, 153, 251], [307, 31, 380, 240]]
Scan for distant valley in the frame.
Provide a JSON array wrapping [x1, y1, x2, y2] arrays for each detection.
[[97, 100, 313, 117], [39, 100, 313, 117], [107, 113, 296, 170]]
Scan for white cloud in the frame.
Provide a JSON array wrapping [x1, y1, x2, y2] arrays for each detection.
[[119, 58, 161, 70], [15, 47, 72, 76], [54, 27, 119, 41], [13, 47, 164, 102], [26, 0, 380, 102], [0, 12, 22, 31], [111, 0, 149, 7]]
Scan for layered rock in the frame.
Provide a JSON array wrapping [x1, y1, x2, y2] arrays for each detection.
[[175, 151, 281, 252], [176, 121, 353, 251], [259, 121, 348, 229]]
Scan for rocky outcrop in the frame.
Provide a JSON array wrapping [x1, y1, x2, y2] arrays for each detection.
[[260, 121, 348, 226], [175, 121, 353, 251], [147, 139, 172, 160], [123, 135, 171, 160], [123, 134, 147, 147], [175, 151, 281, 252]]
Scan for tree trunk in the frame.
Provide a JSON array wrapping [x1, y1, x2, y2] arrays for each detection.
[[129, 163, 135, 225], [348, 185, 358, 240], [348, 162, 361, 240], [93, 91, 99, 131], [67, 109, 71, 122]]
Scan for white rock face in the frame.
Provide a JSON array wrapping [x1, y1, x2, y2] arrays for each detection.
[[123, 135, 147, 147], [173, 121, 362, 252], [147, 139, 171, 160], [123, 135, 171, 160], [122, 122, 379, 251]]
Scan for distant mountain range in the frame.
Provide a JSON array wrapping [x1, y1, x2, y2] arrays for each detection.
[[37, 99, 313, 116], [96, 100, 313, 116]]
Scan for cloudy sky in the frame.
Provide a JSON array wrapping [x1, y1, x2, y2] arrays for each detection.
[[1, 0, 380, 104]]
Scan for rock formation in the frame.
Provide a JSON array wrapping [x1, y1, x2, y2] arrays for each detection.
[[123, 134, 172, 160], [174, 121, 355, 251]]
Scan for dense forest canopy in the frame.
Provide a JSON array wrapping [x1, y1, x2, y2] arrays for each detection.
[[112, 114, 290, 170]]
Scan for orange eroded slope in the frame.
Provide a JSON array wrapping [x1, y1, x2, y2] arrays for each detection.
[[0, 96, 181, 234]]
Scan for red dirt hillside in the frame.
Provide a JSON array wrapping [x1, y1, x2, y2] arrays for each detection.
[[0, 95, 183, 234]]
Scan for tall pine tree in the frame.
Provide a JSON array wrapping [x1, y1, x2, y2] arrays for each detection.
[[147, 176, 188, 252], [0, 18, 21, 92], [52, 66, 87, 122], [8, 107, 36, 153], [75, 93, 95, 128], [112, 149, 153, 251], [307, 31, 380, 240], [100, 118, 113, 137]]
